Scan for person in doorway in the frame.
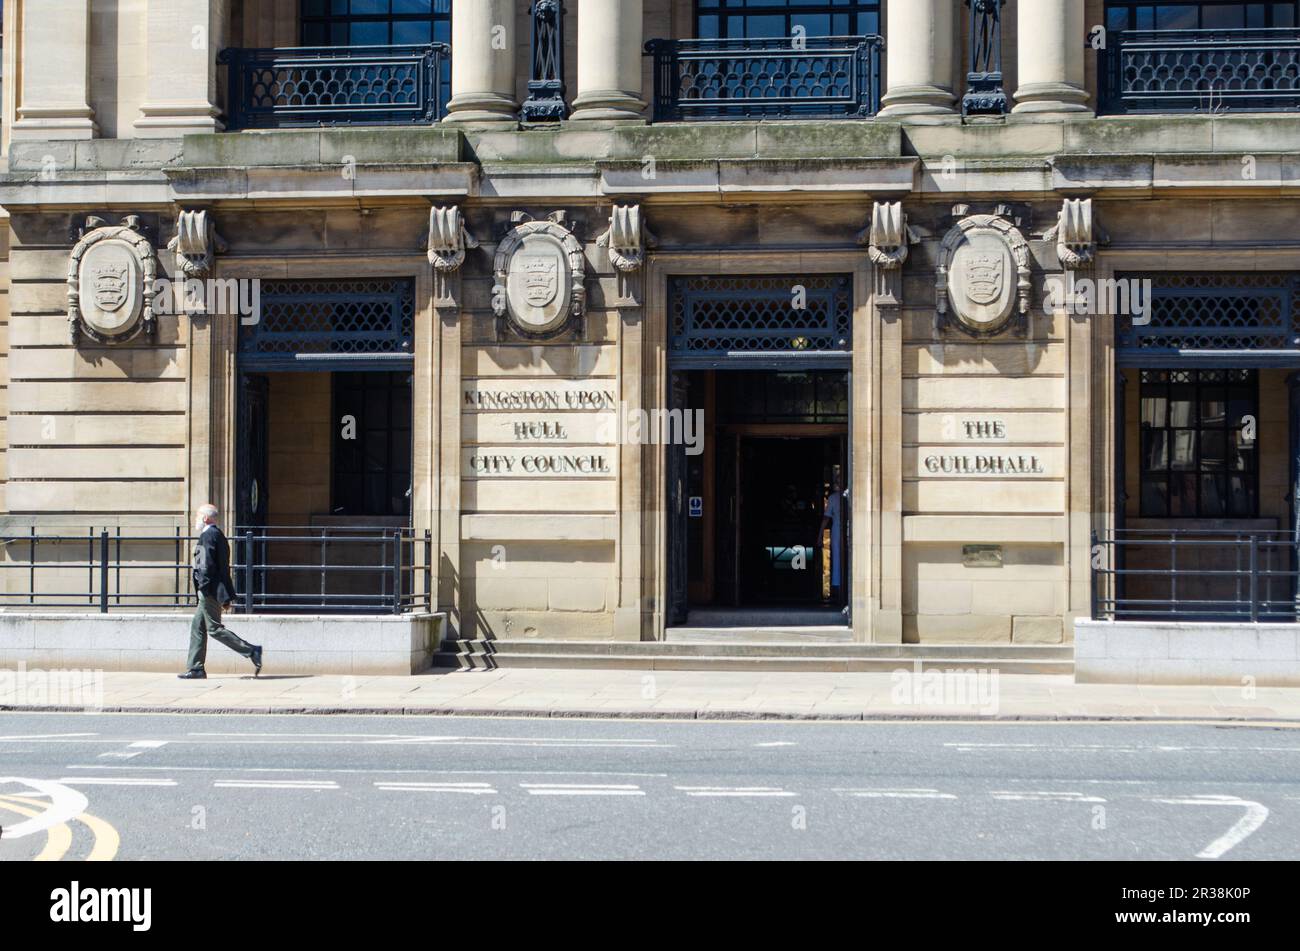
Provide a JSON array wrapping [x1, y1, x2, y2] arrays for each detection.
[[179, 504, 263, 680], [818, 470, 846, 609]]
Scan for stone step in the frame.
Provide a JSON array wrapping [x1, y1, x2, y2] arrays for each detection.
[[434, 639, 1073, 673]]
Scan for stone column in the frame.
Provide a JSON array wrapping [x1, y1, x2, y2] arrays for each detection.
[[444, 0, 519, 124], [9, 0, 98, 140], [879, 0, 956, 116], [571, 0, 644, 121], [1013, 0, 1091, 114], [135, 0, 228, 136]]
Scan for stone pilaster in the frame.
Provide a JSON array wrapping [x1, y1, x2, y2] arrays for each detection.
[[443, 0, 519, 125], [9, 0, 98, 140], [135, 0, 228, 136], [571, 0, 645, 121], [1013, 0, 1091, 114], [879, 0, 957, 116]]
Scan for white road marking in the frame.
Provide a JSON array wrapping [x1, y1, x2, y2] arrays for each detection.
[[129, 740, 168, 749], [1148, 794, 1270, 859], [375, 782, 498, 795], [0, 733, 98, 741], [0, 778, 89, 840], [947, 742, 1300, 754], [66, 764, 668, 778], [991, 790, 1107, 803], [214, 780, 339, 791], [754, 742, 797, 748], [675, 786, 797, 798], [57, 777, 177, 787], [836, 788, 958, 799], [185, 732, 671, 749], [521, 784, 645, 796]]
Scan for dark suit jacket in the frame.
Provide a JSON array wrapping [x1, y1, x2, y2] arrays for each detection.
[[193, 524, 237, 604]]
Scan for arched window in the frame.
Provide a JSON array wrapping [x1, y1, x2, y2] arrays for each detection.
[[301, 0, 451, 48], [696, 0, 881, 40]]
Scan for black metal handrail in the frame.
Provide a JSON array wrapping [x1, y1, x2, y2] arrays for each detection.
[[644, 35, 883, 121], [0, 526, 433, 615], [1099, 28, 1300, 114], [1091, 528, 1299, 622], [218, 43, 450, 130]]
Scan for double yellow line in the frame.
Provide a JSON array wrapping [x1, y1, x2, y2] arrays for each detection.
[[0, 795, 119, 861]]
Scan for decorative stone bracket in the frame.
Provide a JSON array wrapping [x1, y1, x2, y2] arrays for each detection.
[[935, 207, 1031, 339], [165, 210, 227, 315], [428, 205, 480, 305], [597, 204, 657, 307], [493, 211, 586, 340], [858, 201, 919, 313], [68, 215, 158, 345], [1045, 198, 1108, 272]]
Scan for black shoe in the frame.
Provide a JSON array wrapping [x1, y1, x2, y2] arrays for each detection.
[[178, 670, 207, 680], [251, 646, 263, 677]]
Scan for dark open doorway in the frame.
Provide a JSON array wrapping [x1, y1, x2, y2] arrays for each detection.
[[671, 369, 850, 627]]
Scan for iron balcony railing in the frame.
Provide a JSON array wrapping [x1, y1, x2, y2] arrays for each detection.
[[0, 525, 433, 616], [1091, 528, 1299, 622], [218, 43, 450, 130], [644, 35, 883, 122], [1099, 28, 1300, 114]]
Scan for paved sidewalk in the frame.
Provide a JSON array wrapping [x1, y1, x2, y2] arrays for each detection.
[[4, 667, 1300, 721]]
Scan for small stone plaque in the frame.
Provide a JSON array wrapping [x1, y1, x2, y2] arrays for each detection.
[[962, 545, 1003, 568]]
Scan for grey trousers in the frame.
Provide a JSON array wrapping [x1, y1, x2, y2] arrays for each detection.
[[187, 594, 256, 672]]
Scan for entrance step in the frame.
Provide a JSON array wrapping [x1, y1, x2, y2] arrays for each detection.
[[434, 639, 1073, 674], [681, 607, 849, 628]]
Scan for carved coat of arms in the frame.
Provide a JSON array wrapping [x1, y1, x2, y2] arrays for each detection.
[[493, 211, 586, 339], [68, 215, 158, 345], [936, 212, 1031, 338]]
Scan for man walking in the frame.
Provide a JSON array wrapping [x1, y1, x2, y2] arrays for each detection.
[[179, 504, 263, 680]]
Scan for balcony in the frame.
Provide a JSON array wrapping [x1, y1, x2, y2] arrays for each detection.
[[217, 43, 450, 131], [644, 35, 883, 122], [1099, 28, 1300, 114]]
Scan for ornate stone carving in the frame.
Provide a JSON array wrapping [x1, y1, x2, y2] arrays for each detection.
[[859, 201, 918, 310], [68, 215, 158, 345], [493, 211, 586, 339], [427, 205, 479, 272], [597, 204, 656, 306], [167, 210, 226, 280], [936, 210, 1030, 338], [1046, 198, 1107, 271]]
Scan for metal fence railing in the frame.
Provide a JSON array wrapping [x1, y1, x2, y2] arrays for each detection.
[[644, 35, 883, 122], [0, 525, 433, 616], [218, 43, 450, 130], [1099, 28, 1300, 115], [1092, 528, 1299, 622]]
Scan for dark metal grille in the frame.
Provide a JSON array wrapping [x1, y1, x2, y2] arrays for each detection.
[[1099, 28, 1300, 113], [670, 274, 852, 358], [1092, 528, 1297, 622], [0, 526, 433, 616], [1116, 273, 1300, 364], [218, 44, 449, 129], [645, 36, 882, 121], [240, 279, 415, 372]]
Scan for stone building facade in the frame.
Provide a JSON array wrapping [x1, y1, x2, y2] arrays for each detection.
[[1, 0, 1298, 657]]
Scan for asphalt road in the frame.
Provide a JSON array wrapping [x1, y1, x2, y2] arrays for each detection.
[[1, 712, 1298, 860]]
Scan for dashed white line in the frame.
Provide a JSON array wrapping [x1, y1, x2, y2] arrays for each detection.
[[56, 777, 177, 787], [836, 788, 958, 800], [129, 740, 168, 749], [375, 782, 498, 795], [520, 784, 645, 796], [675, 786, 797, 798], [991, 790, 1107, 803], [213, 780, 339, 791]]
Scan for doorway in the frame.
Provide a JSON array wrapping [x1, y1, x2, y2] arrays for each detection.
[[672, 369, 850, 626]]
